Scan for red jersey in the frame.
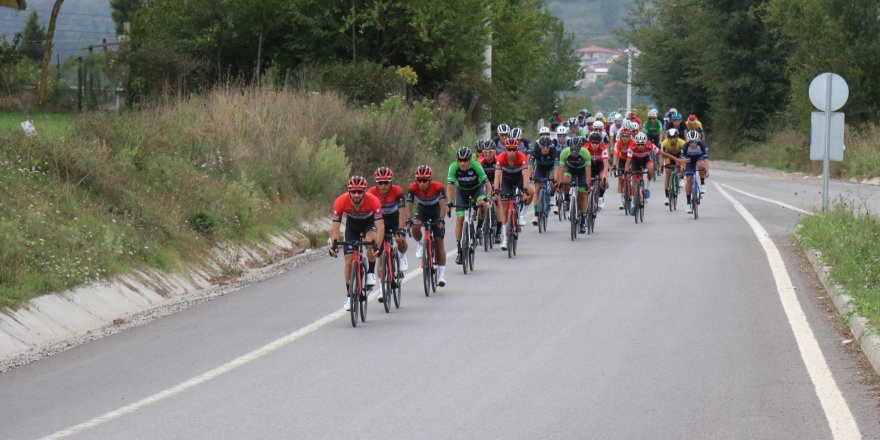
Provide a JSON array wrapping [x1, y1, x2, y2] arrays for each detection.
[[586, 143, 609, 162], [627, 142, 659, 159], [406, 181, 445, 206], [477, 154, 498, 174], [615, 139, 636, 160], [497, 151, 528, 174], [332, 192, 382, 222], [367, 184, 405, 215]]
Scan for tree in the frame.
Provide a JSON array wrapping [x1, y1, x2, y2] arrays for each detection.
[[20, 10, 45, 62], [110, 0, 142, 35], [37, 0, 63, 104]]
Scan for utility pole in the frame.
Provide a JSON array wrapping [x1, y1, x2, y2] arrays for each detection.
[[482, 33, 491, 139], [625, 46, 633, 114]]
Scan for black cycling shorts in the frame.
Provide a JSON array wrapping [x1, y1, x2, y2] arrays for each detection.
[[414, 203, 445, 238]]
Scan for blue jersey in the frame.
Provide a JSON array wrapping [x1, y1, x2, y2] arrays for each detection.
[[528, 147, 560, 170], [681, 141, 709, 161]]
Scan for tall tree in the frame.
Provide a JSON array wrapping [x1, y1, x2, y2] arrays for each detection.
[[37, 0, 63, 104], [110, 0, 142, 35], [20, 10, 45, 62]]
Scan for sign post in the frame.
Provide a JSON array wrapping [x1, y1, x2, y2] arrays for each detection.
[[808, 73, 848, 211]]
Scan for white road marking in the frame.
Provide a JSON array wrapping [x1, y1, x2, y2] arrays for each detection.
[[720, 183, 813, 215], [715, 182, 860, 440], [40, 250, 456, 440]]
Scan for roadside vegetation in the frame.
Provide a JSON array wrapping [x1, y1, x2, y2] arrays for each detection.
[[723, 125, 880, 180], [798, 202, 880, 331], [0, 88, 461, 309]]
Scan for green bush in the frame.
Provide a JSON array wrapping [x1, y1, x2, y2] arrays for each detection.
[[189, 211, 217, 236]]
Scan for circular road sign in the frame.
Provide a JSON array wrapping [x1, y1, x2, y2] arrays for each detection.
[[809, 73, 848, 111]]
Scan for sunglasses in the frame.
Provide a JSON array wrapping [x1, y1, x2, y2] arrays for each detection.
[[457, 158, 470, 162], [417, 178, 430, 183], [590, 141, 600, 145], [376, 181, 391, 185], [505, 147, 518, 152], [349, 190, 364, 195]]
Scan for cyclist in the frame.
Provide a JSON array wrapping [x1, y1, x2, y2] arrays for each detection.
[[367, 166, 409, 273], [663, 107, 678, 131], [667, 113, 687, 141], [549, 111, 562, 131], [478, 140, 504, 244], [491, 123, 511, 152], [626, 110, 642, 128], [330, 176, 384, 312], [624, 132, 686, 214], [528, 134, 560, 225], [660, 128, 687, 205], [447, 147, 491, 265], [511, 127, 532, 153], [555, 137, 592, 233], [594, 111, 608, 131], [406, 165, 449, 287], [554, 126, 568, 152], [591, 120, 611, 145], [682, 130, 710, 213], [613, 123, 636, 210], [644, 109, 664, 176], [586, 131, 610, 210], [494, 138, 532, 251], [685, 114, 705, 140]]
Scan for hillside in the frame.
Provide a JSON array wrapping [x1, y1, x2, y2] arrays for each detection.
[[0, 0, 116, 61], [546, 0, 635, 48]]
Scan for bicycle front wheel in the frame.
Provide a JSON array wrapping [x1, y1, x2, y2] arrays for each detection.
[[391, 249, 401, 309], [461, 227, 469, 275], [348, 259, 360, 327], [507, 220, 514, 259], [422, 242, 431, 297], [381, 250, 391, 313]]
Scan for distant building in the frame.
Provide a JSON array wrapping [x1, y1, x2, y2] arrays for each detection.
[[576, 46, 624, 86]]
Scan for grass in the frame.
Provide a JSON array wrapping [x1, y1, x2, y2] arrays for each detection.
[[0, 88, 464, 309], [0, 112, 78, 139], [798, 202, 880, 331], [722, 125, 880, 180]]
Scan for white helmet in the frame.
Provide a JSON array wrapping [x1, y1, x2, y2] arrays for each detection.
[[613, 113, 624, 122], [667, 128, 678, 138], [592, 121, 604, 130], [496, 123, 511, 135], [647, 109, 658, 118], [668, 107, 678, 115], [686, 130, 701, 141], [595, 111, 604, 120], [539, 126, 551, 136], [556, 126, 568, 135], [511, 127, 523, 140], [634, 132, 648, 145], [627, 121, 640, 131]]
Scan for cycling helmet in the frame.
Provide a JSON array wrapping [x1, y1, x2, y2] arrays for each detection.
[[667, 128, 678, 138], [592, 121, 604, 130], [556, 126, 568, 136], [474, 139, 484, 150], [668, 107, 678, 115], [510, 127, 523, 140], [627, 121, 641, 131], [634, 132, 648, 145], [575, 137, 586, 148], [374, 166, 393, 180], [537, 136, 552, 147], [501, 138, 519, 150], [585, 117, 595, 125], [414, 165, 432, 179], [626, 111, 637, 119], [347, 175, 368, 190], [686, 130, 701, 141], [595, 111, 605, 120], [647, 109, 658, 118], [687, 114, 697, 123], [484, 140, 497, 151], [496, 123, 511, 135], [613, 113, 624, 122], [588, 132, 603, 143], [457, 146, 473, 161], [671, 112, 682, 121], [578, 109, 586, 116], [565, 138, 577, 148], [568, 116, 578, 126], [539, 126, 551, 136]]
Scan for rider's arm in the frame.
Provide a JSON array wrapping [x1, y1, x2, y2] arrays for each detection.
[[330, 220, 341, 243], [493, 168, 502, 191]]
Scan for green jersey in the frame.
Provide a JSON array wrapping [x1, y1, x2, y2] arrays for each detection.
[[559, 147, 588, 169], [447, 159, 489, 190], [644, 119, 663, 136]]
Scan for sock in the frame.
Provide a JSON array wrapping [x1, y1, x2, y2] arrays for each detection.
[[645, 179, 651, 190], [501, 223, 508, 239], [700, 177, 705, 185], [456, 240, 461, 252], [687, 194, 692, 204], [438, 265, 445, 277], [368, 261, 375, 273], [619, 193, 625, 202], [599, 188, 606, 197]]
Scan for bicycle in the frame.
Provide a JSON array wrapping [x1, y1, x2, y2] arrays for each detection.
[[664, 164, 680, 212], [555, 189, 567, 222], [622, 170, 633, 217], [483, 196, 496, 252], [417, 218, 439, 296], [450, 197, 478, 274], [502, 188, 524, 258], [689, 168, 703, 220], [333, 235, 373, 327], [585, 175, 600, 235], [626, 168, 648, 224], [533, 178, 553, 233], [379, 231, 404, 312], [569, 181, 579, 241]]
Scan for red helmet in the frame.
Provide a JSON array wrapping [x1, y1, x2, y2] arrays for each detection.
[[501, 138, 519, 150], [688, 114, 697, 122], [414, 165, 432, 179], [347, 175, 368, 190], [374, 166, 393, 180], [627, 111, 637, 119]]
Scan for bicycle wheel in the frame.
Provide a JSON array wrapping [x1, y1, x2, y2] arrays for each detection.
[[512, 228, 517, 256], [422, 239, 431, 297], [482, 214, 490, 252], [381, 250, 391, 313], [569, 191, 578, 241], [467, 222, 476, 272], [391, 248, 401, 309], [624, 182, 632, 216], [359, 258, 367, 323], [429, 238, 437, 293], [348, 259, 359, 327], [668, 176, 675, 212], [507, 219, 514, 259], [634, 182, 641, 224], [693, 194, 699, 220], [461, 227, 469, 275]]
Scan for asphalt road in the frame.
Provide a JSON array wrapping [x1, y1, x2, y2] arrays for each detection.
[[1, 164, 878, 440]]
